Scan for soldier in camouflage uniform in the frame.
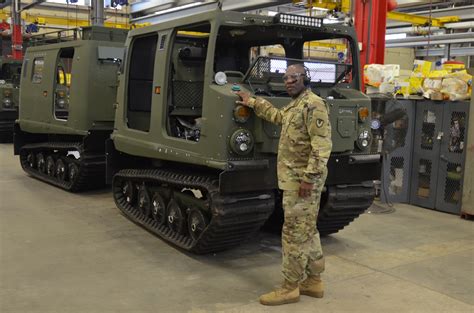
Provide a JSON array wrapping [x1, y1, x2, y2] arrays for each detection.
[[235, 64, 332, 306]]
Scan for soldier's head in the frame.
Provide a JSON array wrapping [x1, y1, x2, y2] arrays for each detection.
[[283, 64, 309, 98]]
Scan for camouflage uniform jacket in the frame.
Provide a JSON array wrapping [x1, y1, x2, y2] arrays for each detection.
[[248, 89, 332, 190]]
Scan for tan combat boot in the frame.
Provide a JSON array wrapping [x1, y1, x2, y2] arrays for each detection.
[[299, 275, 324, 298], [259, 280, 300, 306]]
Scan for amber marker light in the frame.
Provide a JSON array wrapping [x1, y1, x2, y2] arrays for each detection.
[[3, 89, 11, 97], [358, 107, 369, 122], [233, 105, 251, 123], [154, 86, 161, 94], [43, 91, 48, 97]]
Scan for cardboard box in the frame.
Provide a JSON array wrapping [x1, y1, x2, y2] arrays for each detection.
[[417, 187, 430, 198], [430, 91, 444, 100]]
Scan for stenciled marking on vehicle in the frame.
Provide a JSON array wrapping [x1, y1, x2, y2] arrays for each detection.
[[338, 108, 354, 115]]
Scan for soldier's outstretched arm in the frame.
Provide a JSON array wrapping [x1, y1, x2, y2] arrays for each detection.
[[235, 91, 283, 125], [302, 104, 332, 184]]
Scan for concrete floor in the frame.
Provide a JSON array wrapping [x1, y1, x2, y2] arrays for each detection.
[[1, 143, 473, 313]]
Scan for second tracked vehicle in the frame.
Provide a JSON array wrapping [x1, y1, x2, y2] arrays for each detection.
[[14, 27, 127, 191], [0, 58, 22, 142], [107, 7, 382, 253]]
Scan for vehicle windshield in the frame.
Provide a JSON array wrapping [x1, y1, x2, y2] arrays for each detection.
[[243, 56, 352, 85], [214, 23, 355, 95], [0, 63, 22, 83]]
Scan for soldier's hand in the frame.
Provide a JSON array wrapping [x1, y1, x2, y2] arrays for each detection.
[[299, 181, 314, 198], [234, 91, 251, 107]]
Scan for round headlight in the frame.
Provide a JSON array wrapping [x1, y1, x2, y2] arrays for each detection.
[[229, 129, 254, 155], [214, 71, 227, 86], [356, 129, 372, 150], [57, 98, 66, 109], [3, 98, 12, 108]]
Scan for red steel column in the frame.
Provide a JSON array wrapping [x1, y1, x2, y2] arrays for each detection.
[[11, 0, 23, 60], [370, 0, 388, 65], [354, 0, 389, 72], [12, 24, 23, 60]]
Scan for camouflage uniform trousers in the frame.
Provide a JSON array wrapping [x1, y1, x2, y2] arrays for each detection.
[[281, 177, 326, 283]]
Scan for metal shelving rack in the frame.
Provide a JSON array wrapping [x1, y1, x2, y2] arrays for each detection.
[[380, 99, 416, 204], [410, 100, 469, 213]]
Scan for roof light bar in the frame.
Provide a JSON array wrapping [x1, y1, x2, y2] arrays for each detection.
[[274, 13, 323, 28]]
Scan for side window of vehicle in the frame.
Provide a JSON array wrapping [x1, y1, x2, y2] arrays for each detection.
[[166, 23, 210, 142], [32, 58, 44, 83], [303, 39, 353, 84], [54, 48, 75, 121], [126, 33, 158, 132]]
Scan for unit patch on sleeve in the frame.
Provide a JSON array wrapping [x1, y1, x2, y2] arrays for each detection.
[[316, 118, 324, 128]]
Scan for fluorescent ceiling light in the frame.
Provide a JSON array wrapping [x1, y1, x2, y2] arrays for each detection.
[[154, 1, 204, 15], [386, 33, 407, 40], [47, 0, 87, 5]]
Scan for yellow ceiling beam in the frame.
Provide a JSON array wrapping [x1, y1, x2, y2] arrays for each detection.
[[0, 9, 134, 29], [387, 11, 459, 27], [27, 13, 130, 29], [305, 41, 346, 52], [292, 0, 351, 14]]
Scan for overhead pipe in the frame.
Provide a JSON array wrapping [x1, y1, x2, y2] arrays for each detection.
[[386, 26, 440, 35], [386, 21, 474, 35], [91, 0, 105, 26], [386, 38, 473, 48], [444, 21, 474, 29], [386, 32, 474, 44], [415, 47, 474, 57]]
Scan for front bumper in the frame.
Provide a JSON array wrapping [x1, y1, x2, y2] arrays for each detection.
[[326, 153, 382, 185], [0, 109, 18, 134]]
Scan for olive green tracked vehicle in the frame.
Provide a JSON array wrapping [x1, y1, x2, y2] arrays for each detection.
[[0, 58, 22, 142], [107, 9, 381, 253], [14, 26, 127, 191]]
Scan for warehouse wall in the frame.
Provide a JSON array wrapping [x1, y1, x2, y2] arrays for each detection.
[[385, 48, 415, 70]]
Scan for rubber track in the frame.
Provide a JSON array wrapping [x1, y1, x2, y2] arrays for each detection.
[[317, 185, 375, 236], [19, 142, 105, 192], [113, 169, 274, 254]]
